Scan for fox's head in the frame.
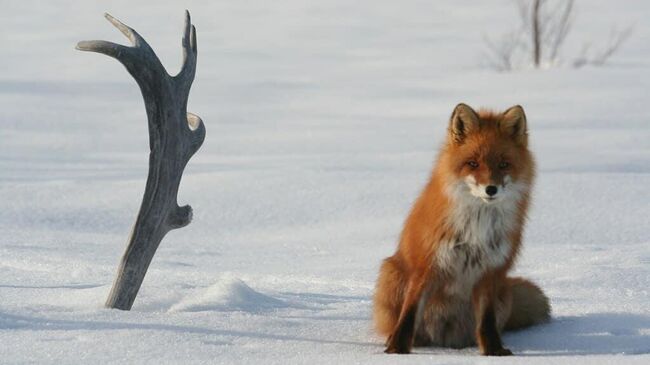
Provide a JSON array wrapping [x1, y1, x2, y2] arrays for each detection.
[[441, 103, 535, 204]]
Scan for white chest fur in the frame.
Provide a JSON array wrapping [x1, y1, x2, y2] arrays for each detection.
[[436, 182, 522, 296]]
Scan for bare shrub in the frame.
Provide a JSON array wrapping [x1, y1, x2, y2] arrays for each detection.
[[484, 0, 632, 71]]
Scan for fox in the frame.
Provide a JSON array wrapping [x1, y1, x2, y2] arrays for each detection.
[[373, 103, 550, 356]]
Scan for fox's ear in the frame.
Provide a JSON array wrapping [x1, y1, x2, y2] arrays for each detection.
[[449, 103, 479, 144], [501, 105, 528, 146]]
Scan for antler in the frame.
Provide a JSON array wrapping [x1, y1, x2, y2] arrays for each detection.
[[77, 11, 206, 310], [77, 13, 164, 81]]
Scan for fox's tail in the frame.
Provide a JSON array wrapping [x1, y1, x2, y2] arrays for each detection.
[[504, 277, 551, 331], [373, 256, 407, 337]]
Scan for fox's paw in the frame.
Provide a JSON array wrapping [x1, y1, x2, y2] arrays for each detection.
[[482, 347, 513, 356], [384, 336, 412, 354], [384, 343, 411, 354]]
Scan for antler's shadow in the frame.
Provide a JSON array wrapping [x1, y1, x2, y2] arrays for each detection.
[[505, 313, 650, 356]]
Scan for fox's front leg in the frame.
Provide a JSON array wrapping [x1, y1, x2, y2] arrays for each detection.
[[384, 275, 427, 354], [474, 287, 512, 356]]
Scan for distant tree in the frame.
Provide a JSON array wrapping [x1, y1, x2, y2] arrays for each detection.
[[521, 0, 574, 67], [484, 0, 632, 71]]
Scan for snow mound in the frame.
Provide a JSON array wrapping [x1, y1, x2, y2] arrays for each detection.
[[169, 275, 287, 313]]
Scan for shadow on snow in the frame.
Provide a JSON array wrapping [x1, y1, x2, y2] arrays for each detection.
[[1, 311, 648, 355]]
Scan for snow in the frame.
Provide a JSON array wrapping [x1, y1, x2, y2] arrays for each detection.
[[169, 275, 289, 313], [1, 0, 649, 363]]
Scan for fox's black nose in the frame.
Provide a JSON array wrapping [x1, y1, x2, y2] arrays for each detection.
[[485, 185, 498, 196]]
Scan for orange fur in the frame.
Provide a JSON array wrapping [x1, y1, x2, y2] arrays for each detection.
[[373, 103, 550, 356]]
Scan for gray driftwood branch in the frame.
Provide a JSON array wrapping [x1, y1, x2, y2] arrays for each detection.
[[76, 11, 206, 310]]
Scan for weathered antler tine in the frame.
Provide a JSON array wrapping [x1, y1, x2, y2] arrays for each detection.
[[191, 25, 197, 54], [181, 10, 197, 55], [76, 40, 131, 59], [167, 204, 193, 229], [187, 112, 203, 131], [179, 11, 197, 79], [104, 13, 143, 47], [182, 10, 192, 51], [92, 14, 164, 77], [187, 113, 206, 155]]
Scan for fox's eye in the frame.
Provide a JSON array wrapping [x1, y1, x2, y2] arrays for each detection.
[[467, 161, 479, 169], [499, 161, 510, 169]]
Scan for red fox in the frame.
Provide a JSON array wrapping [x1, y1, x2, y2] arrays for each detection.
[[373, 103, 550, 356]]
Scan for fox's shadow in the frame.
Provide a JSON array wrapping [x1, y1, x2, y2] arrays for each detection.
[[503, 313, 650, 356]]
